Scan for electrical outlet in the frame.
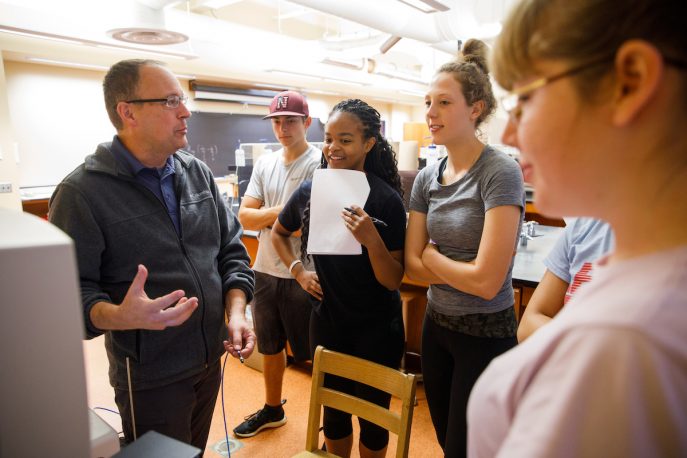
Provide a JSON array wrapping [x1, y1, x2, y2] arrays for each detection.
[[0, 182, 12, 193]]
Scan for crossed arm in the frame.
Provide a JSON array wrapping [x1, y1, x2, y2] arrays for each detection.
[[237, 195, 282, 230], [405, 205, 521, 300]]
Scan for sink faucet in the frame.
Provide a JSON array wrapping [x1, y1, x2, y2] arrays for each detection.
[[520, 221, 539, 247], [523, 220, 539, 236]]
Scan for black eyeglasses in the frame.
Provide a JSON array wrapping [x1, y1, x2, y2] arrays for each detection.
[[501, 54, 687, 124], [125, 94, 188, 109]]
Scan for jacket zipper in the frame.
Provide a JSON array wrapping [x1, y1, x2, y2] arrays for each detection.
[[132, 179, 210, 365], [173, 169, 210, 365], [179, 239, 209, 364]]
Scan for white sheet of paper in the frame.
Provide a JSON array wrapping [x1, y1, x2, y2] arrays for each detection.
[[307, 169, 370, 255]]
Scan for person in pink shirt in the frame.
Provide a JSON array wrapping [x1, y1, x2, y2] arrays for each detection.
[[467, 0, 687, 456]]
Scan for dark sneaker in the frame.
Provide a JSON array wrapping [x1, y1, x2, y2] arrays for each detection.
[[233, 400, 287, 438]]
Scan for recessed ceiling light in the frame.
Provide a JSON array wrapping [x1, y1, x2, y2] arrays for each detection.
[[107, 28, 188, 45]]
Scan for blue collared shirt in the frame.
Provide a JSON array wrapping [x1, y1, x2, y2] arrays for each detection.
[[110, 136, 181, 236]]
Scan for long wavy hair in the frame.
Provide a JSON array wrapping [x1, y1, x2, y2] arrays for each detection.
[[300, 99, 403, 260]]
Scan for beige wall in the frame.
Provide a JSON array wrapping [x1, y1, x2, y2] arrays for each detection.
[[3, 61, 424, 188], [0, 54, 21, 210], [5, 62, 114, 187]]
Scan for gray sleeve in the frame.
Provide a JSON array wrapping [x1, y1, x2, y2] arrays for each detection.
[[409, 165, 435, 214], [481, 153, 525, 211], [49, 182, 110, 339], [543, 229, 573, 283], [243, 156, 264, 202]]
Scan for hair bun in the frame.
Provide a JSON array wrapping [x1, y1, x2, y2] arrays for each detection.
[[461, 39, 490, 74]]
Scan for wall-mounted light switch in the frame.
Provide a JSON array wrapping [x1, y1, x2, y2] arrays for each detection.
[[0, 182, 12, 193]]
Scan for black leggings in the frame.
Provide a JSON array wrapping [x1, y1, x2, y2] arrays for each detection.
[[309, 310, 405, 451], [422, 313, 517, 458]]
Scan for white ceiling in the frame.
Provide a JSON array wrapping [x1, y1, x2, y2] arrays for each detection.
[[0, 0, 516, 104]]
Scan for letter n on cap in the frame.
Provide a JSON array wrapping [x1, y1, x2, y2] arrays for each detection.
[[277, 96, 289, 109]]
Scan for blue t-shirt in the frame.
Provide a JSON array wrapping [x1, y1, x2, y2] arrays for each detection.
[[278, 173, 406, 330], [545, 217, 615, 303]]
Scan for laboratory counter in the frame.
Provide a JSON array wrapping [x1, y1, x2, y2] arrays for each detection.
[[240, 226, 564, 372]]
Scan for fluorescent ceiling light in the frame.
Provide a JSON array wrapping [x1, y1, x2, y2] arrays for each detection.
[[268, 70, 322, 81], [26, 56, 196, 79], [25, 57, 108, 71], [398, 0, 450, 13], [267, 69, 366, 86], [0, 26, 86, 45], [324, 77, 365, 87], [95, 44, 192, 60]]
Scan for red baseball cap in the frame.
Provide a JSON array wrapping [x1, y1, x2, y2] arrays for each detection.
[[263, 90, 309, 119]]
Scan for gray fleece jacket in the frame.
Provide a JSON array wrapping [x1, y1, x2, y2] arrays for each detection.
[[49, 142, 254, 390]]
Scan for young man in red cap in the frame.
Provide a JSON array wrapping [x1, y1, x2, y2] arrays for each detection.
[[235, 90, 321, 437]]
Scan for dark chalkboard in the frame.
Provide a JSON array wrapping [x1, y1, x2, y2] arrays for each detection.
[[185, 111, 325, 178]]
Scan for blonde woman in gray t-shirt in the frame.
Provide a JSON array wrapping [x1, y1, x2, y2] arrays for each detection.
[[405, 39, 525, 458]]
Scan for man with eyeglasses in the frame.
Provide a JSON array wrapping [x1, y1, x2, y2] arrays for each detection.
[[49, 59, 256, 452]]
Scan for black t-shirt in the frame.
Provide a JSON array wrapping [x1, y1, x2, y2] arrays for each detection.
[[278, 173, 406, 330]]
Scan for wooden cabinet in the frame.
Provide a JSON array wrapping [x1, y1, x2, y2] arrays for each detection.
[[514, 287, 522, 321], [513, 284, 536, 322], [403, 122, 432, 148], [400, 284, 427, 375], [242, 235, 259, 266], [22, 198, 49, 220], [525, 202, 565, 227]]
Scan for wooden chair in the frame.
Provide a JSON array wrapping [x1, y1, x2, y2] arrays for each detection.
[[293, 346, 418, 458]]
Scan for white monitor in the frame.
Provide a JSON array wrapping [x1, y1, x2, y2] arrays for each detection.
[[0, 209, 91, 456]]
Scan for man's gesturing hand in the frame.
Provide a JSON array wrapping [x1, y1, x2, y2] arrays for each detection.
[[118, 264, 199, 330]]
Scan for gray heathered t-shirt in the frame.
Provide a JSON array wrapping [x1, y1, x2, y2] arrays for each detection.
[[409, 145, 524, 317], [244, 145, 321, 278]]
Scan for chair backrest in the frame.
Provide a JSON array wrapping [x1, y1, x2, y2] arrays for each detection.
[[304, 345, 417, 458]]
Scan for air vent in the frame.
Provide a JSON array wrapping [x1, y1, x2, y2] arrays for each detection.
[[190, 81, 283, 105], [107, 28, 188, 45]]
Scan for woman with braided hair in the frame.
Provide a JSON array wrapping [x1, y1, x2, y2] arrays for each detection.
[[271, 99, 406, 458]]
